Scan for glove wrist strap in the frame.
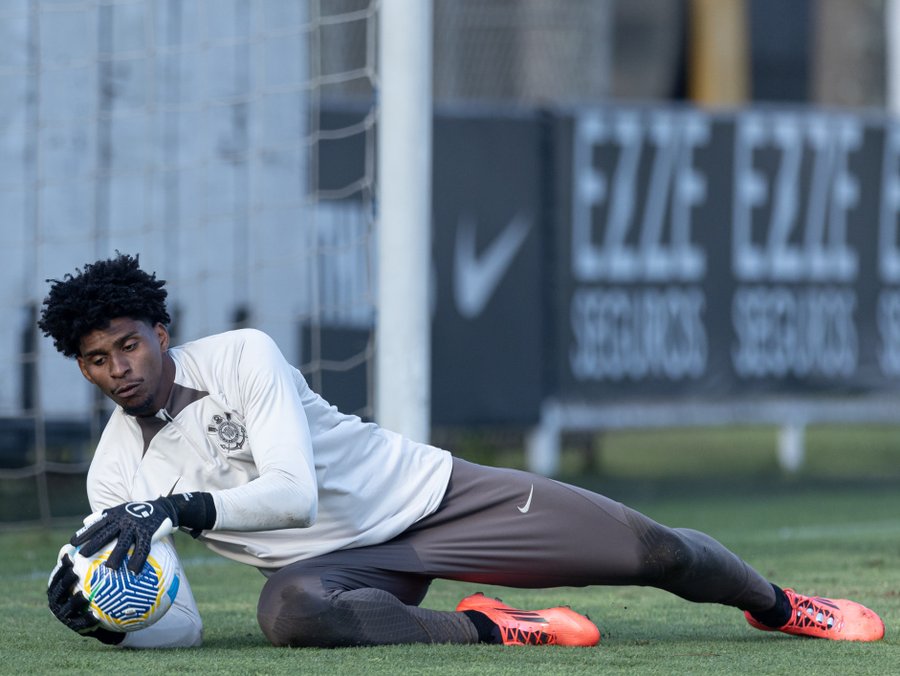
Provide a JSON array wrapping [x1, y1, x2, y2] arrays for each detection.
[[168, 492, 217, 536]]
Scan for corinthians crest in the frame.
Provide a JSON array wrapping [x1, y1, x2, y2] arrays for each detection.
[[207, 412, 247, 451]]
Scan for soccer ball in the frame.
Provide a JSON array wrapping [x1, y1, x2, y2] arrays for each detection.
[[56, 538, 181, 632]]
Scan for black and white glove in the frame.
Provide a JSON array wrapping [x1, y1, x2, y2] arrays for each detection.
[[46, 552, 124, 645], [71, 497, 179, 573], [71, 493, 217, 573]]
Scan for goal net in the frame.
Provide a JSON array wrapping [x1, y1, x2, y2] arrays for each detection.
[[0, 0, 378, 524], [0, 0, 618, 525]]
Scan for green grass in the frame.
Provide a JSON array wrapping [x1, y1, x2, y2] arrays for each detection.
[[3, 425, 900, 674]]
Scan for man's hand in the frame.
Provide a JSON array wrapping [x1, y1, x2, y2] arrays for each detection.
[[71, 497, 178, 573], [47, 552, 124, 645]]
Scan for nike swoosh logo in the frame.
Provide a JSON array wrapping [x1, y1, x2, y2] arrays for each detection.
[[454, 213, 532, 319], [517, 484, 535, 514]]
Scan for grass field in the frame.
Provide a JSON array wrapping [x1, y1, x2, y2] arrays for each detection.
[[3, 425, 900, 675]]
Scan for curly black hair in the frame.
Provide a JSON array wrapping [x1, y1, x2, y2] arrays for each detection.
[[38, 253, 171, 358]]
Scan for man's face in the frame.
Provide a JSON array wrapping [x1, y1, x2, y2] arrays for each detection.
[[77, 317, 172, 416]]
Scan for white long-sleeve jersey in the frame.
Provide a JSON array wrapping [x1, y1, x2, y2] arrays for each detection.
[[84, 328, 452, 647]]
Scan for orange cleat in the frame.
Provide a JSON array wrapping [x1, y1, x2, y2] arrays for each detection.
[[745, 588, 884, 642], [457, 592, 600, 647]]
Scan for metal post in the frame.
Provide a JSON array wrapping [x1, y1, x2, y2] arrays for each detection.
[[376, 0, 433, 442], [777, 422, 806, 473], [887, 0, 900, 115]]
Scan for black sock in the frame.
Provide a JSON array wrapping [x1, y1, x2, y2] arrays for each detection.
[[462, 610, 500, 644], [748, 584, 792, 628]]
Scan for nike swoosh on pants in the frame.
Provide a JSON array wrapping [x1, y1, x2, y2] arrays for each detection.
[[517, 484, 534, 513]]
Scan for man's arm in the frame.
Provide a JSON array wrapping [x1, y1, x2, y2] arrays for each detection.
[[207, 329, 319, 531]]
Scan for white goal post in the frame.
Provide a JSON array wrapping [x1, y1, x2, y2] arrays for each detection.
[[375, 0, 433, 443]]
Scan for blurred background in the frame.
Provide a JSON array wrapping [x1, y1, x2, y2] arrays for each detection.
[[3, 0, 900, 525]]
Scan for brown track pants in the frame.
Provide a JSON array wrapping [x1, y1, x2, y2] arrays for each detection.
[[256, 458, 776, 647]]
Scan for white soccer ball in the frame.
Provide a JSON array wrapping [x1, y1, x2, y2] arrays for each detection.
[[56, 538, 181, 632]]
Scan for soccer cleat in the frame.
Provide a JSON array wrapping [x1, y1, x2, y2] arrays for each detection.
[[456, 592, 600, 646], [744, 588, 884, 642]]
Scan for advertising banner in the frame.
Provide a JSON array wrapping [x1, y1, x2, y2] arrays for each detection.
[[555, 106, 897, 402], [317, 103, 900, 427]]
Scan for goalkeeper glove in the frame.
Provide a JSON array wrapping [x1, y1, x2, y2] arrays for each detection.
[[72, 496, 177, 573], [71, 493, 216, 573], [46, 553, 124, 645]]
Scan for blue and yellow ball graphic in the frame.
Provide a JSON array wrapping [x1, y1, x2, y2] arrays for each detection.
[[75, 543, 181, 632]]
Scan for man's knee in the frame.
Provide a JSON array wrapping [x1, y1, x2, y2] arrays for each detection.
[[257, 569, 333, 647], [257, 573, 440, 647], [637, 523, 697, 582]]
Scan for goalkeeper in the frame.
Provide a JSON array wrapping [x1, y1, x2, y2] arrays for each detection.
[[40, 253, 885, 649]]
